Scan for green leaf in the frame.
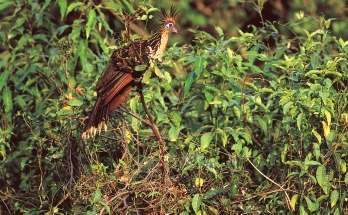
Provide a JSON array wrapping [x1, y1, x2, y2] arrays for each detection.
[[316, 166, 325, 187], [134, 65, 147, 71], [78, 39, 88, 71], [66, 2, 84, 14], [210, 100, 222, 105], [0, 69, 10, 92], [283, 101, 294, 115], [0, 1, 13, 11], [290, 194, 298, 211], [330, 190, 339, 208], [304, 196, 319, 212], [324, 71, 342, 77], [192, 194, 201, 213], [153, 65, 164, 78], [255, 116, 267, 135], [41, 0, 51, 12], [92, 190, 102, 203], [201, 132, 214, 151], [216, 128, 227, 147], [3, 86, 13, 114], [204, 188, 226, 200], [317, 194, 329, 202], [215, 26, 224, 37], [68, 99, 83, 106], [164, 71, 172, 83], [230, 182, 237, 198], [232, 141, 242, 156], [12, 17, 26, 30], [184, 71, 197, 96], [313, 143, 320, 160], [345, 172, 348, 185], [324, 110, 331, 127], [304, 197, 312, 211], [20, 157, 30, 169], [86, 9, 96, 39], [303, 160, 322, 166], [207, 206, 219, 215], [245, 49, 258, 64], [316, 166, 329, 194], [168, 126, 179, 142], [195, 56, 205, 77], [98, 200, 110, 214], [312, 129, 322, 144], [297, 112, 304, 131], [106, 0, 122, 11], [58, 0, 67, 19], [122, 0, 135, 13], [305, 69, 322, 76], [299, 205, 308, 215]]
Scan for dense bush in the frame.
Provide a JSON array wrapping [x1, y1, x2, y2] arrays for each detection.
[[1, 0, 348, 214]]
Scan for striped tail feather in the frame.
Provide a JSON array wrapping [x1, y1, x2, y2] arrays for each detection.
[[82, 97, 109, 140]]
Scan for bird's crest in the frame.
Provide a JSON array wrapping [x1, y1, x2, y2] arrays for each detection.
[[159, 5, 179, 24]]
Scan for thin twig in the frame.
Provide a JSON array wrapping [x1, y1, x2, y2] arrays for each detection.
[[246, 158, 292, 210], [120, 107, 152, 127]]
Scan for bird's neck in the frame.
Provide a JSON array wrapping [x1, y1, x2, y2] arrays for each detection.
[[154, 32, 169, 57], [146, 29, 170, 58]]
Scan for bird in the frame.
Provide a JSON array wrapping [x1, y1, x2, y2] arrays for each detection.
[[82, 5, 178, 140]]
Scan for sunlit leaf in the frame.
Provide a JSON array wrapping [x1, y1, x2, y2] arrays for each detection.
[[304, 196, 319, 212], [3, 86, 13, 114], [67, 2, 84, 14], [297, 112, 304, 131], [153, 65, 164, 78], [86, 9, 96, 39], [195, 56, 205, 77], [192, 194, 201, 213], [283, 101, 294, 115], [135, 65, 147, 71], [92, 190, 102, 203], [201, 132, 214, 151], [330, 190, 339, 208], [168, 126, 179, 142], [58, 0, 67, 19], [290, 194, 298, 211], [68, 99, 83, 106]]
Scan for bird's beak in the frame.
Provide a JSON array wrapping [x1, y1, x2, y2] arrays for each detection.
[[172, 27, 177, 33]]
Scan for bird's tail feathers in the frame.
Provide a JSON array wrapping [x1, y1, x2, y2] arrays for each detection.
[[82, 98, 109, 140]]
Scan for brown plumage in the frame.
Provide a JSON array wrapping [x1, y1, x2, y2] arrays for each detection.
[[82, 6, 178, 140]]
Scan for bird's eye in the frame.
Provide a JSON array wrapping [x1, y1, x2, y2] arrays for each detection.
[[166, 23, 174, 29]]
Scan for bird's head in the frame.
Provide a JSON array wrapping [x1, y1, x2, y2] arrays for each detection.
[[159, 5, 178, 34]]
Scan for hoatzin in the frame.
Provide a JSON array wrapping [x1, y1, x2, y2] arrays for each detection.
[[82, 6, 178, 140]]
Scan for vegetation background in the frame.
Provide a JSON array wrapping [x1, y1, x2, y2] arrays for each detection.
[[1, 0, 348, 214]]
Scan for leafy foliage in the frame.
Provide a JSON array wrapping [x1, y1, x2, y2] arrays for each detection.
[[1, 0, 348, 214]]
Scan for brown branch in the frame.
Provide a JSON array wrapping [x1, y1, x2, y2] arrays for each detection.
[[137, 83, 168, 184], [120, 107, 152, 127]]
